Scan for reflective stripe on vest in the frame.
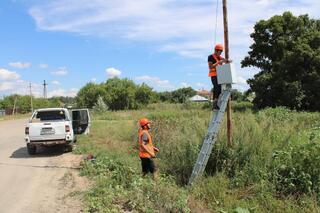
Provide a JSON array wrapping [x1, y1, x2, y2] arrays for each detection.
[[138, 129, 154, 158], [208, 54, 222, 77]]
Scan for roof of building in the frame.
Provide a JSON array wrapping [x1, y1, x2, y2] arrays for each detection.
[[189, 95, 208, 102]]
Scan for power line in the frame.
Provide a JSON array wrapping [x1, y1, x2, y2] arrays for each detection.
[[214, 0, 220, 45]]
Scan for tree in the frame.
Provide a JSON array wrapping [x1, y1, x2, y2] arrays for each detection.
[[102, 78, 137, 110], [158, 91, 172, 102], [171, 87, 196, 103], [242, 12, 320, 110], [135, 83, 153, 107], [231, 89, 245, 102], [76, 83, 105, 108]]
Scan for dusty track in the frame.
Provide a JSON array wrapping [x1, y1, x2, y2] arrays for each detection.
[[0, 119, 88, 213]]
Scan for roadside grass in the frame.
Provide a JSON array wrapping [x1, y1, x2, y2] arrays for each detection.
[[0, 113, 31, 121], [76, 103, 320, 212]]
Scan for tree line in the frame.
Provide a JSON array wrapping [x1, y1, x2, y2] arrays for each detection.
[[0, 95, 75, 114], [75, 78, 199, 110], [0, 78, 248, 113]]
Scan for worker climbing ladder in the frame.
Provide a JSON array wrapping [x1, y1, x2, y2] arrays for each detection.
[[188, 0, 235, 185], [188, 84, 231, 185]]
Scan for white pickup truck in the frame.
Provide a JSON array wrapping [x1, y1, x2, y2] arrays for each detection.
[[24, 108, 90, 155]]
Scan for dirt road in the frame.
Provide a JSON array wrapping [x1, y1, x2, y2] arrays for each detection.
[[0, 119, 87, 213]]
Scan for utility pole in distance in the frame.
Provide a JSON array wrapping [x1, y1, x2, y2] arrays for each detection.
[[222, 0, 232, 146], [29, 83, 33, 113], [43, 80, 47, 99]]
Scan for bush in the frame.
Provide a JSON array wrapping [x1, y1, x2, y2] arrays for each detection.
[[80, 150, 190, 212], [76, 106, 320, 212], [270, 129, 320, 197]]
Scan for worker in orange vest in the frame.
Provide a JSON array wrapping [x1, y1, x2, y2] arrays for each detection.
[[138, 118, 159, 179], [208, 44, 231, 109]]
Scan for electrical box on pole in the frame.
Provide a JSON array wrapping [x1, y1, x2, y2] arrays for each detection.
[[217, 63, 237, 85]]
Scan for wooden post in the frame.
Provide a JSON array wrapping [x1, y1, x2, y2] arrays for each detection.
[[222, 0, 232, 146]]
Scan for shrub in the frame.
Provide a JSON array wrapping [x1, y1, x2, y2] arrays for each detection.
[[270, 128, 320, 198]]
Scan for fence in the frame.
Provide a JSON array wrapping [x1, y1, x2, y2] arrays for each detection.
[[0, 109, 5, 116]]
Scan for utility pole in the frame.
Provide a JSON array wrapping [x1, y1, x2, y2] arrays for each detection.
[[12, 96, 17, 115], [43, 80, 47, 99], [222, 0, 232, 146], [29, 83, 33, 113]]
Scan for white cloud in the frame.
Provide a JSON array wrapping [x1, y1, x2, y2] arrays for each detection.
[[0, 82, 16, 91], [51, 80, 60, 85], [106, 67, 121, 78], [39, 63, 49, 69], [91, 78, 97, 82], [48, 88, 78, 97], [27, 0, 320, 91], [51, 67, 68, 75], [0, 79, 43, 96], [28, 1, 320, 59], [0, 68, 20, 81], [9, 62, 31, 69], [135, 75, 174, 90]]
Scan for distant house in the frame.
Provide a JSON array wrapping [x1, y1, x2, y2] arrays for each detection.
[[196, 89, 212, 100], [189, 95, 209, 102]]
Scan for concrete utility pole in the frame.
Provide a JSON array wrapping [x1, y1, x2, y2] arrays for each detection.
[[43, 80, 48, 99], [222, 0, 232, 146], [29, 83, 33, 113]]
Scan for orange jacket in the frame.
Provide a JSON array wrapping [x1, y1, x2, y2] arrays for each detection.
[[138, 129, 154, 158], [208, 53, 223, 77]]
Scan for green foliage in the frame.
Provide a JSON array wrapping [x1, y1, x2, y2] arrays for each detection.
[[231, 89, 246, 102], [76, 106, 320, 212], [92, 96, 108, 112], [242, 12, 320, 111], [135, 83, 154, 107], [171, 87, 196, 103], [76, 78, 154, 110], [102, 78, 137, 110], [271, 131, 320, 197], [76, 127, 189, 212], [75, 78, 200, 109], [0, 94, 68, 113], [76, 82, 105, 108], [156, 87, 197, 103]]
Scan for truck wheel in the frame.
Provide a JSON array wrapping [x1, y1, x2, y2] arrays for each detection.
[[27, 144, 36, 155], [64, 145, 73, 152]]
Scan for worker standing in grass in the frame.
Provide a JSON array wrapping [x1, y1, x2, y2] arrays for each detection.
[[138, 118, 159, 180], [208, 44, 231, 109]]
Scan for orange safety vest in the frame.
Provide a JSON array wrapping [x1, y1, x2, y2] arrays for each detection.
[[208, 53, 223, 77], [138, 129, 154, 158]]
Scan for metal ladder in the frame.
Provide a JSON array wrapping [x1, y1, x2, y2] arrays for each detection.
[[188, 86, 231, 185]]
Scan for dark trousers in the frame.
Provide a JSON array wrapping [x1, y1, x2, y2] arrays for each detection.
[[211, 76, 221, 100]]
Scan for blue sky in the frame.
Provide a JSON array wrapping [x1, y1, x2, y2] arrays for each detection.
[[0, 0, 319, 97]]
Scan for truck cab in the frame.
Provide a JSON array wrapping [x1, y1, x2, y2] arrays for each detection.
[[25, 108, 90, 155]]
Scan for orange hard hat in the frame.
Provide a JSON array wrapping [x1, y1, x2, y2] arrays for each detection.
[[215, 44, 224, 51], [139, 118, 150, 127]]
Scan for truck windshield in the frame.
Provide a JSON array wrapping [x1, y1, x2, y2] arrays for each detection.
[[34, 110, 66, 121]]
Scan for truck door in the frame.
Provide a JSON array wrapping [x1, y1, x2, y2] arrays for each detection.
[[71, 109, 91, 134]]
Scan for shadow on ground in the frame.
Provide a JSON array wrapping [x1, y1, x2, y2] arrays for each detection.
[[10, 145, 65, 158]]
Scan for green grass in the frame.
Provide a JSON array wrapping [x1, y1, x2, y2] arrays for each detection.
[[75, 103, 320, 212]]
